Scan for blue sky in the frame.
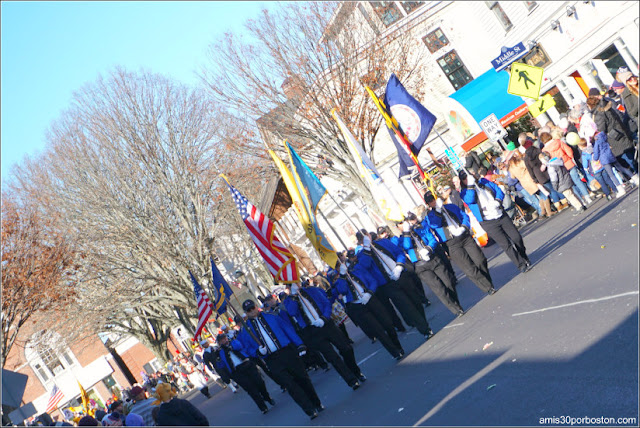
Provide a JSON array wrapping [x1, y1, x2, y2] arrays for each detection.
[[1, 1, 274, 185]]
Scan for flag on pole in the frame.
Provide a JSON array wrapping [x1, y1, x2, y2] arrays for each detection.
[[221, 175, 300, 284], [382, 73, 437, 178], [190, 271, 215, 339], [45, 384, 65, 414], [210, 257, 233, 316], [77, 381, 89, 414], [331, 109, 405, 222], [270, 143, 338, 268]]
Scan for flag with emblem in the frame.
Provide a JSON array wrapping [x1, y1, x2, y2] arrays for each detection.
[[210, 257, 233, 316], [45, 384, 65, 414], [191, 271, 215, 340], [221, 175, 300, 283]]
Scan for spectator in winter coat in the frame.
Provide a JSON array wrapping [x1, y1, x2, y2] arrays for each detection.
[[523, 133, 567, 212], [153, 383, 209, 426], [463, 150, 485, 177], [507, 153, 553, 218], [577, 138, 617, 200], [591, 132, 636, 196], [539, 152, 585, 214], [587, 93, 637, 175], [623, 74, 638, 121], [542, 128, 592, 205]]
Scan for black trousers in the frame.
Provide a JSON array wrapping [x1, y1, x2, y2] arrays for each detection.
[[403, 263, 430, 305], [373, 285, 406, 331], [252, 356, 287, 389], [481, 214, 529, 270], [264, 346, 321, 416], [346, 296, 403, 358], [435, 243, 458, 286], [338, 322, 352, 343], [414, 257, 463, 315], [231, 361, 271, 412], [383, 275, 431, 335], [300, 321, 360, 386], [444, 232, 494, 293]]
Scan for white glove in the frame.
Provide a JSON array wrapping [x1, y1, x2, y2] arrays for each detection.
[[490, 199, 502, 209], [467, 175, 476, 185], [450, 225, 466, 237], [360, 292, 372, 305], [312, 318, 325, 328], [339, 263, 348, 275], [362, 235, 371, 250], [435, 198, 443, 212], [418, 248, 431, 261], [390, 265, 404, 281], [402, 221, 411, 233], [258, 346, 268, 355]]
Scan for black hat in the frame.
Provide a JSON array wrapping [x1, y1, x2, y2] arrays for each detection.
[[355, 231, 364, 243], [458, 169, 468, 181], [346, 249, 357, 258], [242, 299, 256, 311], [405, 211, 417, 221], [376, 226, 388, 235], [216, 333, 227, 342], [424, 192, 436, 204]]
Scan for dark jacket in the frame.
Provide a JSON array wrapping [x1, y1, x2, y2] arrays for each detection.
[[524, 145, 551, 184], [592, 99, 634, 156], [621, 87, 638, 132], [465, 151, 484, 176], [156, 398, 209, 426], [546, 158, 574, 193], [203, 347, 231, 383], [592, 132, 618, 165], [235, 312, 304, 358]]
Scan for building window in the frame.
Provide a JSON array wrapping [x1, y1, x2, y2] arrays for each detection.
[[523, 1, 537, 11], [423, 28, 450, 54], [437, 50, 473, 90], [26, 333, 77, 385], [486, 2, 513, 31], [522, 44, 551, 68], [399, 1, 424, 14], [369, 1, 403, 27]]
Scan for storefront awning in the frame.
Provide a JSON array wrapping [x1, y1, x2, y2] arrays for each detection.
[[444, 69, 528, 151]]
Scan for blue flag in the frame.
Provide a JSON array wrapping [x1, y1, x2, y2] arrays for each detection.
[[210, 257, 233, 316], [383, 73, 437, 178]]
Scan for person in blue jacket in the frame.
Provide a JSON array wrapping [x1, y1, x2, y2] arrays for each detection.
[[459, 169, 532, 274], [235, 299, 324, 420], [216, 333, 275, 414], [422, 192, 496, 298], [281, 282, 364, 390], [357, 230, 433, 340], [399, 207, 466, 316]]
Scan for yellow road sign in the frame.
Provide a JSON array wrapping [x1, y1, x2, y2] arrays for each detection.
[[528, 94, 556, 118], [508, 63, 544, 100]]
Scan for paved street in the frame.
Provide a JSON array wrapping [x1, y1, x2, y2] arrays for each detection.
[[183, 190, 639, 426]]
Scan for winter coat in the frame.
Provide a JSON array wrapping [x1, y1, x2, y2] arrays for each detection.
[[542, 139, 576, 171], [581, 150, 603, 175], [423, 204, 471, 245], [465, 151, 484, 176], [156, 398, 209, 426], [524, 145, 551, 184], [349, 251, 387, 292], [282, 286, 332, 329], [546, 158, 574, 193], [592, 132, 618, 165], [235, 311, 304, 359], [592, 99, 634, 156], [621, 87, 638, 121], [507, 158, 539, 195], [460, 178, 505, 222]]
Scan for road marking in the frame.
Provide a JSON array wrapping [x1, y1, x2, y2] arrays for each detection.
[[511, 291, 639, 317], [358, 349, 381, 365], [443, 322, 464, 329]]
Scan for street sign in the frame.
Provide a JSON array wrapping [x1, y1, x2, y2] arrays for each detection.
[[508, 62, 544, 100], [528, 94, 556, 118], [444, 148, 463, 170], [479, 113, 508, 142], [491, 42, 528, 72]]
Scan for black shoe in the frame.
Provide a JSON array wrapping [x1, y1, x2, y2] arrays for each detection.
[[424, 329, 434, 340], [488, 288, 497, 295], [519, 264, 532, 274], [262, 408, 269, 414], [267, 398, 276, 406], [395, 326, 406, 333], [395, 353, 405, 361], [323, 366, 331, 372], [423, 299, 431, 307], [456, 310, 465, 318], [351, 381, 361, 390], [316, 404, 326, 412], [309, 411, 319, 420], [358, 373, 367, 382], [371, 337, 377, 344], [349, 339, 355, 344], [281, 386, 287, 393]]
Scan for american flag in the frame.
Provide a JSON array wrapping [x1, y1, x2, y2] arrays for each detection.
[[226, 180, 300, 283], [190, 271, 214, 340], [45, 384, 64, 414]]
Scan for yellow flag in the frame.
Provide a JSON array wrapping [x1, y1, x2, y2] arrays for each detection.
[[267, 149, 338, 268], [77, 381, 89, 414]]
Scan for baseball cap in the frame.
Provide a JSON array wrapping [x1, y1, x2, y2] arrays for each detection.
[[423, 192, 436, 204], [346, 249, 357, 258], [242, 299, 256, 311], [588, 87, 601, 97]]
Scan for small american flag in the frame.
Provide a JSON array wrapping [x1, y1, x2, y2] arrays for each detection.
[[45, 384, 64, 414], [226, 180, 299, 283], [190, 271, 214, 340]]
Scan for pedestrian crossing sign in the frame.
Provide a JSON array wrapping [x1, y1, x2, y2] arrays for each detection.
[[528, 94, 556, 118], [507, 63, 544, 100]]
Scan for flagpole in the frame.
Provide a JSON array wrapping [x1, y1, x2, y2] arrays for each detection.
[[317, 207, 348, 251]]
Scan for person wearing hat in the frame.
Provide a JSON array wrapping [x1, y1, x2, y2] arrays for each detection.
[[201, 339, 239, 393], [216, 333, 276, 414], [422, 191, 496, 302], [236, 299, 324, 420], [459, 169, 532, 274], [126, 385, 157, 427], [281, 282, 364, 390], [355, 230, 434, 340]]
